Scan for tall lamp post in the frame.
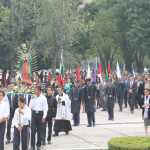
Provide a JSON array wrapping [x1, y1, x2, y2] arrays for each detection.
[[59, 0, 63, 61]]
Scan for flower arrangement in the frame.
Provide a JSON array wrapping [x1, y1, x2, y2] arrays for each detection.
[[13, 86, 35, 94]]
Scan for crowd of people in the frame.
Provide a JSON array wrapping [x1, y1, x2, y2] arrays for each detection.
[[0, 70, 150, 150]]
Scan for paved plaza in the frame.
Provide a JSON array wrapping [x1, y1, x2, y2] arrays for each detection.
[[5, 104, 145, 150]]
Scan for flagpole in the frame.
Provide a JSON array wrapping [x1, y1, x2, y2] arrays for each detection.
[[59, 0, 63, 61]]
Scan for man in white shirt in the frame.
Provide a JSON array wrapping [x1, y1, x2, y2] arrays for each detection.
[[29, 85, 48, 150], [13, 96, 31, 150], [0, 84, 9, 105], [0, 90, 9, 150]]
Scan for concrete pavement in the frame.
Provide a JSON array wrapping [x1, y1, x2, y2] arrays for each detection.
[[4, 104, 145, 150]]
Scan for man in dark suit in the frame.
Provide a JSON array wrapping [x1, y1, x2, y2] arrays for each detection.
[[115, 78, 126, 111], [41, 80, 47, 94], [41, 86, 57, 145], [5, 82, 18, 144], [127, 76, 137, 113], [45, 76, 51, 88]]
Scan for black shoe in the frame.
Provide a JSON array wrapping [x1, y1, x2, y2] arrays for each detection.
[[11, 140, 13, 143], [93, 123, 95, 127], [101, 109, 106, 111], [73, 124, 77, 126], [66, 132, 69, 135], [29, 147, 35, 150], [48, 141, 51, 144], [124, 106, 127, 108], [5, 140, 10, 144], [41, 141, 46, 145], [118, 109, 122, 112], [108, 118, 111, 120], [37, 147, 41, 150], [77, 123, 79, 126], [53, 133, 58, 137], [87, 124, 92, 127], [131, 111, 134, 114]]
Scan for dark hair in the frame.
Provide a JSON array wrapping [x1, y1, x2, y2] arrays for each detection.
[[58, 86, 64, 91], [35, 85, 42, 92], [130, 75, 134, 78], [0, 90, 5, 96], [145, 88, 150, 92], [0, 84, 4, 88], [11, 82, 16, 86], [47, 86, 53, 91], [17, 96, 25, 103]]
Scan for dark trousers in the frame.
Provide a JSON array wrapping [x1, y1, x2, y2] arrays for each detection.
[[6, 109, 15, 140], [97, 98, 101, 108], [135, 94, 141, 108], [124, 91, 127, 107], [31, 111, 43, 148], [73, 113, 80, 125], [128, 94, 135, 111], [118, 95, 124, 110], [87, 111, 95, 125], [13, 127, 29, 150], [42, 117, 52, 142], [108, 108, 114, 119], [0, 121, 6, 150]]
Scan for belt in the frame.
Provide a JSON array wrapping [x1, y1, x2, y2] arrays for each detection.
[[74, 97, 78, 100], [88, 96, 94, 99], [109, 95, 113, 97], [19, 125, 29, 128], [33, 110, 43, 113]]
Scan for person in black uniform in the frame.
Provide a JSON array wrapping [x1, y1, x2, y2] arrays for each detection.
[[105, 81, 116, 120], [41, 80, 47, 95], [54, 82, 66, 97], [6, 82, 18, 144], [70, 80, 82, 126], [41, 86, 57, 145], [83, 78, 98, 127]]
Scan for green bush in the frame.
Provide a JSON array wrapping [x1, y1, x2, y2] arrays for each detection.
[[108, 136, 150, 150]]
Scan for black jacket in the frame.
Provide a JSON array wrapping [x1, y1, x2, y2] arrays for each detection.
[[46, 95, 57, 118], [115, 82, 126, 97], [140, 96, 150, 119], [127, 81, 137, 95], [138, 82, 144, 95]]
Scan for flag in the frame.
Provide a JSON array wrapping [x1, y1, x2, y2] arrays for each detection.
[[58, 51, 64, 86], [76, 64, 80, 80], [98, 64, 103, 83], [131, 64, 135, 77], [93, 65, 96, 82], [87, 63, 91, 78], [108, 62, 111, 74], [105, 66, 108, 81], [122, 63, 124, 73], [116, 61, 121, 78], [123, 64, 127, 74]]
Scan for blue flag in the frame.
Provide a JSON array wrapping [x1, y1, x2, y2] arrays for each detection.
[[131, 64, 135, 77]]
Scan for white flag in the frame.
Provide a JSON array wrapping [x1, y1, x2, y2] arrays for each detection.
[[87, 63, 91, 78], [117, 62, 121, 78]]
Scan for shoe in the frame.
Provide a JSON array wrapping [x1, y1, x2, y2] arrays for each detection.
[[93, 123, 95, 127], [11, 140, 13, 143], [118, 109, 122, 112], [29, 147, 35, 150], [5, 140, 10, 144], [73, 124, 77, 126], [66, 132, 69, 135], [48, 141, 51, 144], [77, 123, 79, 126], [53, 133, 58, 137], [37, 147, 41, 150], [101, 109, 106, 111], [124, 106, 127, 108], [87, 124, 92, 127], [41, 141, 46, 145], [131, 111, 134, 114], [108, 118, 111, 120], [135, 107, 138, 109]]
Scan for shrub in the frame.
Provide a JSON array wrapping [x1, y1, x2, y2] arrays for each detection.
[[108, 136, 150, 150]]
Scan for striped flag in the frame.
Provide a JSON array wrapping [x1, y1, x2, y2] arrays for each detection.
[[59, 51, 64, 86]]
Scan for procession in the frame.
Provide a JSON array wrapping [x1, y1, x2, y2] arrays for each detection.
[[1, 0, 150, 150]]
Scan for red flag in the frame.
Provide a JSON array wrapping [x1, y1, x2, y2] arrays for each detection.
[[76, 64, 80, 80], [4, 76, 7, 88], [99, 64, 102, 74], [58, 52, 64, 86], [108, 62, 111, 74]]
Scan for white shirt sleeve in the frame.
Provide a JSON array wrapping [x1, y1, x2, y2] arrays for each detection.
[[42, 96, 48, 118], [23, 107, 31, 121], [29, 98, 34, 110], [13, 109, 19, 128]]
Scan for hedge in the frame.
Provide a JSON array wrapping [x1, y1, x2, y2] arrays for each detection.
[[108, 136, 150, 150]]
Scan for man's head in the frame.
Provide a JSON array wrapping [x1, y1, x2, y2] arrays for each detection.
[[135, 73, 138, 77], [135, 78, 138, 84], [34, 85, 42, 95], [17, 96, 25, 108], [148, 78, 150, 84], [91, 76, 94, 81], [10, 82, 16, 91], [0, 90, 5, 101], [145, 74, 149, 79], [145, 88, 149, 96], [124, 74, 128, 79], [102, 77, 106, 82], [108, 81, 112, 87], [75, 80, 79, 88], [128, 74, 130, 78], [41, 81, 46, 88], [109, 73, 112, 78], [0, 84, 4, 91], [130, 76, 134, 81], [118, 78, 122, 83], [58, 87, 63, 95], [144, 78, 148, 83], [47, 86, 53, 96], [86, 78, 91, 86]]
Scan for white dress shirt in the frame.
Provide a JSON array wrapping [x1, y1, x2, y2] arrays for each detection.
[[2, 95, 9, 105], [0, 101, 9, 120], [13, 105, 31, 128], [29, 94, 48, 118]]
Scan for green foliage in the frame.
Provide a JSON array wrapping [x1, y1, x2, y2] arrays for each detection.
[[108, 136, 150, 150]]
